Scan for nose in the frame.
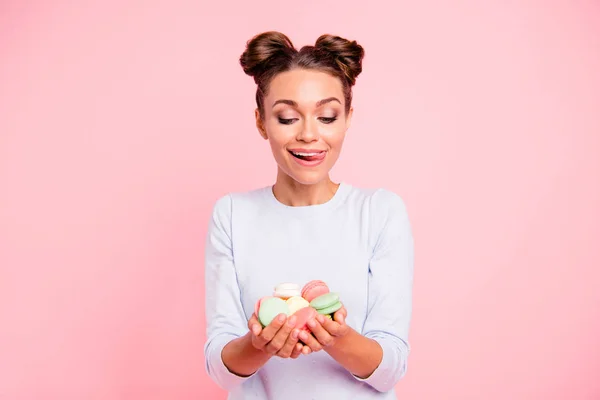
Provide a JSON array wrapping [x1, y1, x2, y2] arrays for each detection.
[[296, 120, 319, 143]]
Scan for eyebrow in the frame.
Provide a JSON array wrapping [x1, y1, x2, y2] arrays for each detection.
[[272, 97, 342, 108]]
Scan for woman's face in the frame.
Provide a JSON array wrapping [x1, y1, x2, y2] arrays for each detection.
[[257, 69, 352, 186]]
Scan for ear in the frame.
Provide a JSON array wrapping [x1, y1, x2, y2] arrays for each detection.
[[255, 109, 268, 140], [345, 106, 354, 131]]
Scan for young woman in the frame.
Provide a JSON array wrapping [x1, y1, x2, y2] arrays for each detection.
[[204, 31, 414, 399]]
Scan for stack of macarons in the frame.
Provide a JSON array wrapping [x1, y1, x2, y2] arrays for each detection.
[[255, 280, 344, 331]]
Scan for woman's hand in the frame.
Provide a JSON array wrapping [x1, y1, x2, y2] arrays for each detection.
[[247, 313, 304, 359], [298, 307, 349, 353]]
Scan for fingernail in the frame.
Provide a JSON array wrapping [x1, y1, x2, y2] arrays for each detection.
[[278, 314, 286, 323], [308, 319, 316, 328], [288, 316, 297, 327], [292, 329, 298, 339], [317, 315, 325, 324], [299, 331, 308, 341]]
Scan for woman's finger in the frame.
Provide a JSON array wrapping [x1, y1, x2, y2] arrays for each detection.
[[265, 315, 296, 354], [317, 314, 343, 337], [307, 318, 335, 347], [334, 307, 347, 323], [290, 342, 303, 359], [276, 328, 300, 358], [248, 314, 262, 336], [298, 329, 323, 353], [254, 313, 286, 348], [301, 343, 315, 355]]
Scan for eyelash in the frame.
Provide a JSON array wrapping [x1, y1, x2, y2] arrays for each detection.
[[278, 117, 337, 125]]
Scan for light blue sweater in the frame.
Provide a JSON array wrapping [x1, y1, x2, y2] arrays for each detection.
[[203, 182, 414, 399]]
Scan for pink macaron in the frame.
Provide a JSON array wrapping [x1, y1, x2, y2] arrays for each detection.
[[292, 306, 318, 331], [301, 280, 330, 303]]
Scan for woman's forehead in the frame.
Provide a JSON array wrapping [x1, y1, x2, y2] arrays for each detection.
[[267, 69, 344, 105]]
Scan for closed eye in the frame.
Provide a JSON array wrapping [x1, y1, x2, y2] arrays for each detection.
[[319, 117, 337, 124], [278, 117, 337, 125], [278, 118, 298, 125]]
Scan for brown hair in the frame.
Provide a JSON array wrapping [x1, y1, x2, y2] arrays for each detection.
[[239, 31, 365, 119]]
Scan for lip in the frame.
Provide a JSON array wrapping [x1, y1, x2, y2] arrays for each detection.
[[287, 148, 327, 154], [287, 149, 327, 168]]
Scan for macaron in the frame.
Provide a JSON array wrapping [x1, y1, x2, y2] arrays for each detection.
[[273, 282, 302, 300], [258, 297, 290, 327], [254, 296, 272, 317], [301, 280, 330, 302], [309, 292, 342, 315], [291, 305, 318, 331], [285, 296, 310, 314]]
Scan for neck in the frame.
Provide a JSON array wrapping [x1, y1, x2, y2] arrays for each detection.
[[272, 170, 340, 207]]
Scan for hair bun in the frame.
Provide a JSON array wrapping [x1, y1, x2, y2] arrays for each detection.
[[315, 34, 364, 85], [240, 31, 296, 83]]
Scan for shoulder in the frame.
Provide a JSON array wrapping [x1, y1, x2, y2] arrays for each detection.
[[371, 187, 409, 219], [343, 184, 412, 255], [344, 185, 413, 258], [345, 183, 409, 219], [209, 186, 271, 218]]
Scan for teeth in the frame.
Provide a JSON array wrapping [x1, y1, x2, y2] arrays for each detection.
[[292, 152, 319, 156]]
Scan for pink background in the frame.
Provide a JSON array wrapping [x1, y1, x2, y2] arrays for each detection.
[[1, 1, 599, 399]]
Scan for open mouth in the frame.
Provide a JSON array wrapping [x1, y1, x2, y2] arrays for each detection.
[[288, 150, 326, 162]]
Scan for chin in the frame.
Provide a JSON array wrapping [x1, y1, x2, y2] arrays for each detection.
[[291, 175, 326, 186], [283, 167, 329, 186]]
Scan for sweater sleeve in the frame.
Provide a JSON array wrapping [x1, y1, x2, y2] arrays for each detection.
[[354, 189, 414, 392], [203, 194, 254, 390]]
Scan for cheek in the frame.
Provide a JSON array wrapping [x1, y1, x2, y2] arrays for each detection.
[[265, 132, 290, 160], [267, 134, 288, 152], [266, 124, 295, 148], [322, 127, 346, 150]]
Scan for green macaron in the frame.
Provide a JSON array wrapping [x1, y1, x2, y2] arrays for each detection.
[[309, 292, 342, 315], [258, 297, 290, 327], [316, 301, 342, 315]]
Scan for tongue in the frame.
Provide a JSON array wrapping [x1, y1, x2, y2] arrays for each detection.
[[297, 153, 324, 161], [303, 155, 320, 161]]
